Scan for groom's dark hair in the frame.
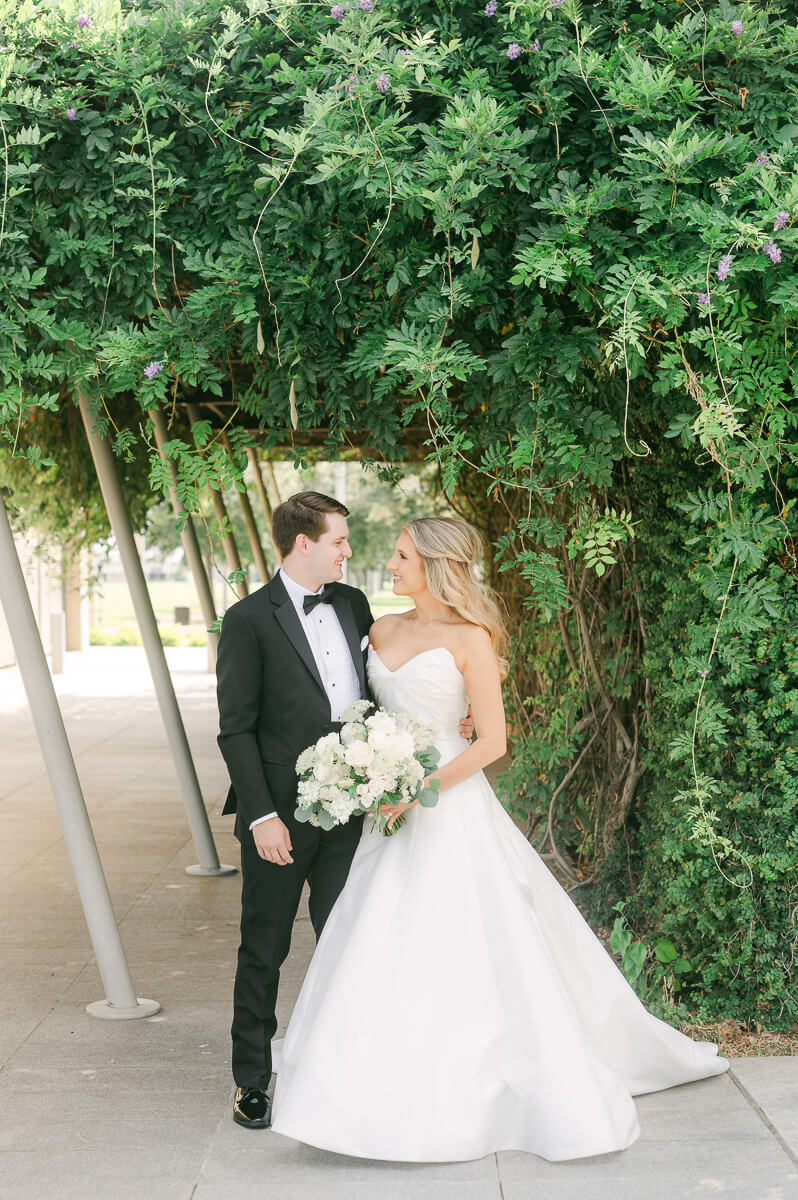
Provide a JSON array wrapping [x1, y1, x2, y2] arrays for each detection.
[[272, 491, 350, 559]]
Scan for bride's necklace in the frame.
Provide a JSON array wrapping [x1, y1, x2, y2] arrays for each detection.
[[406, 610, 450, 625]]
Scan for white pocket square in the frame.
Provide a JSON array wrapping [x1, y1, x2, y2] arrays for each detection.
[[360, 635, 370, 650]]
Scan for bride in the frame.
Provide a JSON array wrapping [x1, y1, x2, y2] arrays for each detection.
[[271, 516, 728, 1163]]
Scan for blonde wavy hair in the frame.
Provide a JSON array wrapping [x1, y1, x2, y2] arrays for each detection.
[[404, 517, 508, 676]]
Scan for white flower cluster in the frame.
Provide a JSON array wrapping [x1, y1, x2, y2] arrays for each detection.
[[295, 700, 440, 835]]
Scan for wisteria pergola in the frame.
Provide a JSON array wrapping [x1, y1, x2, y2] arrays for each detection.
[[3, 0, 796, 1027]]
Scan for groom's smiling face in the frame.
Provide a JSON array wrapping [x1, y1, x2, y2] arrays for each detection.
[[303, 512, 352, 587]]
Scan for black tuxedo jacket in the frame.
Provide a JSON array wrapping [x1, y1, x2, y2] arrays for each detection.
[[216, 574, 374, 840]]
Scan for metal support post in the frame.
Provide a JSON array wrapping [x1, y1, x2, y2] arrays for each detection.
[[185, 404, 248, 597], [0, 493, 160, 1020], [150, 408, 220, 651], [79, 392, 235, 878]]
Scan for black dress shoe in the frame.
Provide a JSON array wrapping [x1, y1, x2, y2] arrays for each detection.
[[233, 1086, 272, 1128]]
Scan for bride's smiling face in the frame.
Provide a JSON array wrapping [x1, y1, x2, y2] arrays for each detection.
[[387, 530, 427, 597]]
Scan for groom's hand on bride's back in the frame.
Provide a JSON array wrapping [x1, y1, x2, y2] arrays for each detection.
[[253, 817, 294, 865], [459, 705, 474, 744]]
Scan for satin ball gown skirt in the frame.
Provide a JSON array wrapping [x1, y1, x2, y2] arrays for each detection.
[[271, 647, 728, 1162]]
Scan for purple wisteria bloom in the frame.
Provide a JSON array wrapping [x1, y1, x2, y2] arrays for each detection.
[[76, 12, 92, 27], [396, 48, 409, 61], [359, 0, 373, 9], [484, 0, 498, 15], [715, 254, 733, 281], [376, 73, 390, 93], [69, 39, 79, 49], [530, 38, 541, 51], [330, 4, 345, 17], [506, 42, 522, 59], [731, 19, 743, 35], [774, 210, 790, 231], [550, 0, 564, 6], [755, 152, 769, 166], [65, 108, 77, 120], [696, 292, 709, 306], [763, 241, 782, 264], [144, 361, 163, 379]]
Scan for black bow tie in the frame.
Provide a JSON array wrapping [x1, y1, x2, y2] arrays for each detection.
[[303, 587, 335, 615]]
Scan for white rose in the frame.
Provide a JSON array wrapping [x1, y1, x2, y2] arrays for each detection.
[[369, 748, 402, 777], [367, 730, 397, 757], [314, 755, 348, 784], [319, 783, 347, 806], [365, 710, 396, 735], [387, 730, 415, 759], [345, 740, 375, 770], [367, 772, 396, 797]]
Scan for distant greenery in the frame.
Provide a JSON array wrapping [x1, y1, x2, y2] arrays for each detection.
[[1, 0, 796, 1024], [89, 621, 207, 646], [142, 458, 438, 591]]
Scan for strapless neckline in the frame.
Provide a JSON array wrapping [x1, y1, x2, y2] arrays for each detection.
[[368, 645, 458, 675]]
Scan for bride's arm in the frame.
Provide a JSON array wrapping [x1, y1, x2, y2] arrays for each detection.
[[427, 627, 507, 792]]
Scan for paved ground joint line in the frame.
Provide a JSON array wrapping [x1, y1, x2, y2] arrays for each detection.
[[494, 1151, 506, 1199], [729, 1065, 798, 1168], [188, 1104, 230, 1200]]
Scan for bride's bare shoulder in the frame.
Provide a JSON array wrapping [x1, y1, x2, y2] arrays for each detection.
[[448, 622, 494, 666], [369, 612, 409, 650]]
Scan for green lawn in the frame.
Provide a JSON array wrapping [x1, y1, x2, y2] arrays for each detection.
[[369, 590, 412, 617], [91, 579, 410, 641], [92, 579, 201, 627]]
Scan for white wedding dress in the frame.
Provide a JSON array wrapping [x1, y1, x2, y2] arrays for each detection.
[[271, 645, 728, 1162]]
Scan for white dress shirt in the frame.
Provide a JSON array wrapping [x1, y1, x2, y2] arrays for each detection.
[[251, 568, 361, 830]]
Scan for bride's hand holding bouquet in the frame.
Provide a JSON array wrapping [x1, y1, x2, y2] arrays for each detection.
[[379, 771, 439, 832]]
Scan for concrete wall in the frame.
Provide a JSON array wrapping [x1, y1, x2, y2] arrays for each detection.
[[0, 539, 89, 670]]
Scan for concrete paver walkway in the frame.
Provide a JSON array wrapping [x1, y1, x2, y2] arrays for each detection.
[[0, 647, 796, 1200]]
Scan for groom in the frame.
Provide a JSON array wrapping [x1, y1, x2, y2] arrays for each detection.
[[216, 490, 373, 1129]]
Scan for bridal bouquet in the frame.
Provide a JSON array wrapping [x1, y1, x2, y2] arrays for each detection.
[[294, 700, 441, 836]]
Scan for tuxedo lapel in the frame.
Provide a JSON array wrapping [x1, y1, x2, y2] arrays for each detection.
[[269, 574, 326, 696], [330, 586, 367, 697]]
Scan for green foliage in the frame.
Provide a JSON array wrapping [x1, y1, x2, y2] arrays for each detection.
[[616, 470, 798, 1026], [609, 902, 693, 1023], [1, 0, 796, 1024]]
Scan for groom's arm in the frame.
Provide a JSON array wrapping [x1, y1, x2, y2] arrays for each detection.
[[216, 606, 277, 831]]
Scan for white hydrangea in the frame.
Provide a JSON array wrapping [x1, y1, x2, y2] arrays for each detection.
[[340, 720, 367, 746], [295, 746, 316, 774], [405, 717, 438, 751], [342, 699, 373, 723], [297, 779, 322, 804], [327, 793, 357, 823]]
